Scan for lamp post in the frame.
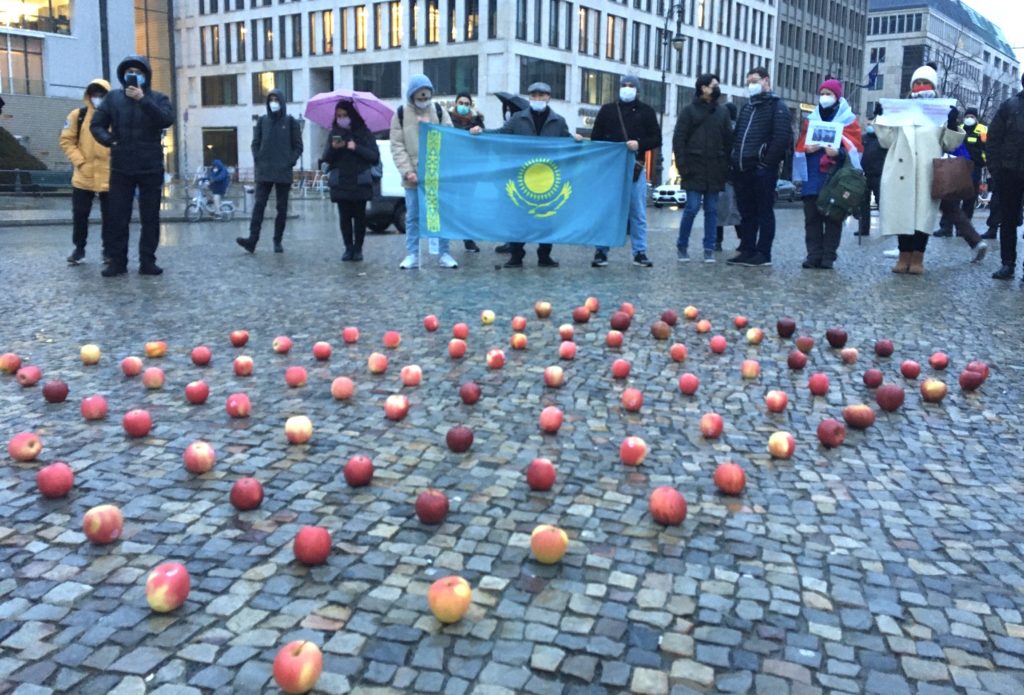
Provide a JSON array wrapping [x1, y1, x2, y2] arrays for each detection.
[[657, 3, 687, 183]]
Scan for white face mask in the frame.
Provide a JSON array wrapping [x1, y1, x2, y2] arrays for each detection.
[[747, 82, 763, 97], [529, 100, 548, 112], [818, 95, 836, 109], [414, 97, 431, 110], [619, 87, 637, 103], [268, 101, 281, 112], [911, 90, 936, 99], [964, 117, 977, 127], [90, 96, 103, 109]]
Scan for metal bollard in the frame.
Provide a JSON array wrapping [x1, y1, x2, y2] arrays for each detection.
[[243, 185, 255, 213]]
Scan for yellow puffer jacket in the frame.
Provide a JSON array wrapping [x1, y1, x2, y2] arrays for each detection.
[[59, 78, 112, 192]]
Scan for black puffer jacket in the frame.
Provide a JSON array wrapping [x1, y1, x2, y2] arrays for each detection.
[[590, 99, 662, 162], [672, 99, 734, 193], [731, 91, 792, 173], [860, 131, 887, 178], [987, 92, 1024, 175], [89, 55, 174, 175], [321, 124, 380, 202], [252, 89, 304, 183]]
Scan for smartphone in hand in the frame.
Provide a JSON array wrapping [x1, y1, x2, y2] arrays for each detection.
[[126, 74, 139, 88]]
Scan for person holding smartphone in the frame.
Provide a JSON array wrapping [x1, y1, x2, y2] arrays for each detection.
[[90, 55, 174, 276], [321, 100, 380, 261]]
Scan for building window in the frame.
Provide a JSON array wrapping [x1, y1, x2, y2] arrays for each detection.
[[353, 61, 401, 98], [410, 1, 419, 45], [549, 0, 561, 47], [870, 47, 886, 63], [516, 0, 527, 40], [465, 0, 479, 40], [427, 0, 440, 43], [355, 6, 368, 50], [449, 0, 458, 42], [488, 0, 498, 38], [263, 18, 273, 59], [0, 1, 70, 34], [202, 75, 238, 106], [870, 74, 884, 91], [374, 3, 385, 49], [0, 35, 43, 95], [200, 25, 220, 65], [605, 14, 625, 62], [291, 14, 302, 57], [424, 55, 479, 95], [581, 67, 618, 106], [520, 56, 567, 99], [251, 70, 293, 102], [340, 8, 350, 51], [391, 1, 402, 46]]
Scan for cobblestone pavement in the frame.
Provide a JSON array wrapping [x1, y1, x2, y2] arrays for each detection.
[[1, 201, 1023, 695]]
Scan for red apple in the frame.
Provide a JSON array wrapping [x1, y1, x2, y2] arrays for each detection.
[[423, 314, 439, 332], [452, 322, 469, 340], [486, 349, 506, 369], [875, 384, 905, 412], [669, 343, 688, 362], [145, 562, 190, 613], [82, 504, 123, 544], [122, 409, 152, 438], [233, 355, 254, 376], [539, 405, 564, 434], [825, 327, 848, 349], [511, 315, 527, 332], [699, 412, 724, 439], [543, 365, 564, 387], [272, 335, 293, 354], [427, 576, 473, 624], [709, 335, 727, 353], [746, 328, 765, 345], [928, 351, 949, 370], [312, 341, 332, 361], [740, 359, 761, 379], [284, 366, 308, 388], [8, 431, 41, 462], [459, 381, 481, 405], [840, 347, 859, 364], [696, 319, 712, 334], [649, 487, 687, 525], [80, 395, 108, 420], [185, 380, 209, 405], [874, 339, 894, 357], [183, 440, 216, 474], [225, 392, 251, 418], [273, 641, 323, 695], [900, 360, 921, 380], [571, 306, 591, 323], [331, 376, 355, 400], [191, 345, 212, 366], [230, 477, 264, 510], [526, 458, 557, 491], [958, 369, 984, 392], [416, 489, 449, 524], [650, 320, 672, 340], [619, 436, 648, 466], [787, 350, 808, 370], [777, 318, 797, 338], [121, 356, 144, 376], [920, 378, 948, 403], [965, 360, 989, 381], [446, 425, 474, 453], [142, 367, 165, 389], [842, 404, 876, 429], [293, 526, 331, 565], [284, 415, 313, 444], [816, 418, 846, 448], [621, 387, 644, 412], [558, 341, 577, 360], [15, 365, 42, 387], [765, 390, 789, 413], [534, 301, 552, 318], [400, 364, 422, 386], [713, 463, 746, 495], [768, 431, 796, 459], [510, 333, 528, 350], [0, 352, 22, 374], [229, 330, 249, 347], [606, 330, 624, 348], [448, 339, 467, 359], [795, 335, 815, 354], [661, 309, 679, 326], [683, 305, 699, 320], [734, 316, 749, 329], [367, 352, 389, 374], [42, 380, 69, 403], [610, 311, 631, 331], [611, 358, 631, 379], [144, 340, 167, 358], [383, 394, 410, 421], [382, 330, 402, 349], [343, 455, 374, 487], [37, 462, 74, 498], [678, 373, 700, 395], [808, 372, 830, 396], [863, 368, 884, 388], [559, 324, 575, 341], [341, 326, 360, 343], [531, 524, 570, 564]]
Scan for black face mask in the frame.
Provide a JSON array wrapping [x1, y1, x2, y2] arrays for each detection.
[[711, 86, 721, 101]]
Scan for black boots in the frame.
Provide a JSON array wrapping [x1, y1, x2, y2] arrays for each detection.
[[236, 237, 256, 253]]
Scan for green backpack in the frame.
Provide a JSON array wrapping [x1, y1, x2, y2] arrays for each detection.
[[816, 158, 867, 222]]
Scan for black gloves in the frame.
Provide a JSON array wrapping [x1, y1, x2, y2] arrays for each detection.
[[947, 106, 960, 130]]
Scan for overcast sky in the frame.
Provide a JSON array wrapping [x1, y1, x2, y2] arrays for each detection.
[[962, 0, 1024, 65]]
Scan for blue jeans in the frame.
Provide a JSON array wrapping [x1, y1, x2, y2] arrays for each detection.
[[405, 188, 449, 256], [733, 168, 777, 259], [676, 191, 720, 252], [597, 166, 648, 255]]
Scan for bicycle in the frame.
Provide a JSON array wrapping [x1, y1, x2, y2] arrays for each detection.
[[185, 179, 235, 222]]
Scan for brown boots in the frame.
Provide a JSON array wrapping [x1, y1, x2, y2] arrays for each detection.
[[891, 251, 924, 274]]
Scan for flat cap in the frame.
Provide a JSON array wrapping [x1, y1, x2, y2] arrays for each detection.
[[526, 82, 552, 95]]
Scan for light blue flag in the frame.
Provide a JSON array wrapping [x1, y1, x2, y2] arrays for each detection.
[[417, 125, 632, 246]]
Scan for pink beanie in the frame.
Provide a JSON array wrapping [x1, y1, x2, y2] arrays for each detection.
[[819, 79, 843, 99]]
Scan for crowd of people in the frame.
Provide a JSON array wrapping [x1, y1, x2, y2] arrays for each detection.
[[58, 54, 1024, 284]]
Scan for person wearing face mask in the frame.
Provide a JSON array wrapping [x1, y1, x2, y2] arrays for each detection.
[[672, 73, 733, 263], [321, 101, 380, 262], [236, 89, 304, 255], [872, 63, 965, 275], [470, 82, 584, 267], [987, 75, 1024, 282], [59, 78, 112, 266], [588, 74, 661, 268], [390, 74, 459, 269], [728, 67, 793, 267], [857, 118, 888, 237], [447, 91, 484, 253], [89, 55, 174, 277], [792, 79, 863, 269]]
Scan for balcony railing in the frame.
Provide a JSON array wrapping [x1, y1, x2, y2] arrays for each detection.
[[0, 14, 71, 35]]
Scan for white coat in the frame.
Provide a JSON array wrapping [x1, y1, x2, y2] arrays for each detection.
[[875, 117, 964, 236]]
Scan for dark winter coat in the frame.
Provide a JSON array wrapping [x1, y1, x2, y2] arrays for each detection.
[[449, 109, 484, 131], [321, 124, 380, 202], [987, 92, 1024, 176], [860, 131, 887, 179], [731, 91, 792, 173], [495, 108, 571, 138], [252, 89, 304, 184], [207, 159, 229, 195], [89, 55, 174, 175], [590, 99, 662, 162], [672, 99, 734, 193]]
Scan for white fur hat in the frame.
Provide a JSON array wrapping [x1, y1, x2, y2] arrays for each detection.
[[910, 64, 939, 89]]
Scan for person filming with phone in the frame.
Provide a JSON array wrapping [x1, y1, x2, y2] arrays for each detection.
[[90, 55, 174, 277]]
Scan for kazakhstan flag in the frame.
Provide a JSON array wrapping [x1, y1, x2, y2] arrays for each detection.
[[418, 124, 633, 246]]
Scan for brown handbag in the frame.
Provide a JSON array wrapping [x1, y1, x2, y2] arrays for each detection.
[[931, 157, 975, 201]]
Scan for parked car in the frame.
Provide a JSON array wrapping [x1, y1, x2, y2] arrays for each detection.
[[366, 139, 406, 233], [775, 179, 799, 202], [652, 179, 687, 207]]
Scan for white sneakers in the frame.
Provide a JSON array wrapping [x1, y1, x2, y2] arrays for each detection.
[[971, 241, 988, 263], [438, 253, 458, 269], [399, 254, 419, 269]]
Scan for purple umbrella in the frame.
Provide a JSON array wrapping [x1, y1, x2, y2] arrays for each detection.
[[305, 89, 395, 133]]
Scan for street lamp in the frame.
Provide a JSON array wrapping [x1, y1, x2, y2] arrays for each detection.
[[658, 3, 686, 183]]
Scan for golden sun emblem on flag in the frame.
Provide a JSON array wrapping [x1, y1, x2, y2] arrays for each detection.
[[506, 158, 572, 218]]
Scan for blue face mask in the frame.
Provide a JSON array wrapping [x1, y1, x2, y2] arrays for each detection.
[[456, 104, 471, 116]]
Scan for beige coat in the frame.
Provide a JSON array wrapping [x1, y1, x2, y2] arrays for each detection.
[[875, 118, 964, 235], [389, 102, 452, 189], [59, 78, 112, 193]]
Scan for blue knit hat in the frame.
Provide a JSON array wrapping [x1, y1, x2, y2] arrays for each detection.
[[406, 74, 434, 102], [621, 74, 640, 86]]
